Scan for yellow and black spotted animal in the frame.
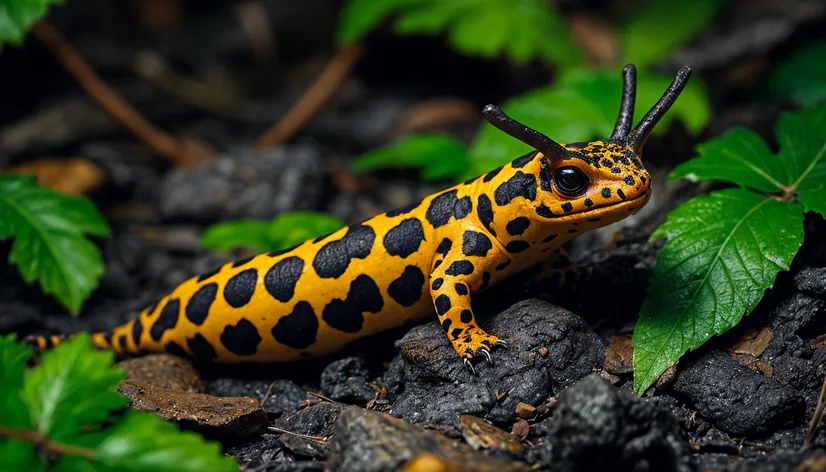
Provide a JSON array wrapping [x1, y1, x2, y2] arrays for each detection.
[[29, 64, 691, 370]]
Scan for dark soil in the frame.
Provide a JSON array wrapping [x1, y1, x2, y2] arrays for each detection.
[[3, 1, 826, 471]]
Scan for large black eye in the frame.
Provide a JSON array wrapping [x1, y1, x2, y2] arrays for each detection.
[[553, 166, 589, 196]]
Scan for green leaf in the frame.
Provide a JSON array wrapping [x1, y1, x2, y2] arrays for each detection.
[[0, 440, 44, 472], [798, 189, 826, 218], [336, 0, 423, 46], [776, 105, 826, 192], [621, 0, 725, 68], [669, 127, 786, 193], [0, 175, 110, 314], [466, 68, 710, 177], [771, 41, 826, 108], [21, 333, 127, 442], [632, 189, 804, 394], [54, 411, 238, 472], [338, 0, 581, 67], [201, 211, 345, 253], [0, 334, 33, 429], [353, 134, 469, 181], [0, 0, 63, 48]]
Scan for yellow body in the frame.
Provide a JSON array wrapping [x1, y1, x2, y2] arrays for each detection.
[[31, 64, 690, 365]]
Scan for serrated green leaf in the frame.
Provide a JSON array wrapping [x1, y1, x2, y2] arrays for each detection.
[[776, 105, 826, 192], [797, 189, 826, 218], [466, 68, 710, 177], [0, 440, 44, 472], [669, 127, 786, 193], [201, 211, 344, 253], [0, 334, 33, 429], [0, 0, 63, 48], [621, 0, 725, 68], [336, 0, 424, 46], [53, 411, 238, 472], [21, 333, 127, 442], [771, 41, 826, 108], [353, 133, 469, 181], [632, 189, 804, 394], [0, 175, 110, 314], [200, 220, 273, 253]]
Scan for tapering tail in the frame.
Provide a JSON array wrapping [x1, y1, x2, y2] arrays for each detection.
[[24, 320, 140, 357]]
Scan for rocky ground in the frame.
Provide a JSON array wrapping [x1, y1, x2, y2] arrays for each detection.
[[2, 1, 826, 471]]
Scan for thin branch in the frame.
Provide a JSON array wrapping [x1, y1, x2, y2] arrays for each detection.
[[267, 426, 327, 443], [32, 21, 208, 167], [803, 371, 826, 450], [256, 44, 364, 149], [0, 425, 95, 458]]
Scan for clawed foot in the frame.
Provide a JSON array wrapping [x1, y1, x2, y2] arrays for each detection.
[[459, 338, 508, 375]]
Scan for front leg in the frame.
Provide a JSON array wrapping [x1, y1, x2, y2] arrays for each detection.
[[429, 229, 508, 367]]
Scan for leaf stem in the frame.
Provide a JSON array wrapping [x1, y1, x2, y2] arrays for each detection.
[[0, 425, 95, 459]]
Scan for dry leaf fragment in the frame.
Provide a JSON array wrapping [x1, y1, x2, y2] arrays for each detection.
[[6, 157, 104, 195]]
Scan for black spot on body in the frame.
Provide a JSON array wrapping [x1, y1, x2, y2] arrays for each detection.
[[264, 256, 304, 303], [617, 189, 627, 199], [483, 166, 502, 182], [436, 238, 452, 256], [460, 310, 473, 323], [232, 256, 254, 268], [431, 278, 444, 290], [187, 333, 217, 360], [446, 260, 474, 276], [132, 315, 144, 346], [145, 300, 159, 316], [323, 275, 384, 333], [435, 295, 451, 315], [426, 190, 461, 228], [272, 301, 318, 349], [186, 284, 217, 326], [454, 196, 472, 219], [442, 319, 453, 334], [268, 244, 299, 258], [313, 225, 375, 279], [224, 269, 258, 308], [383, 218, 425, 258], [511, 151, 535, 168], [388, 266, 426, 307], [543, 234, 557, 243], [611, 167, 621, 174], [625, 176, 635, 186], [451, 327, 463, 340], [494, 172, 537, 206], [197, 266, 221, 282], [385, 199, 422, 217], [641, 176, 647, 184], [462, 231, 492, 257], [588, 217, 601, 222], [165, 341, 188, 358], [477, 194, 496, 235], [496, 260, 510, 271], [118, 335, 128, 351], [536, 205, 556, 218], [506, 241, 530, 253], [584, 198, 594, 207], [601, 158, 614, 167], [506, 217, 530, 236], [220, 319, 261, 356], [601, 188, 611, 198], [480, 272, 491, 290], [455, 283, 468, 295], [561, 202, 573, 213]]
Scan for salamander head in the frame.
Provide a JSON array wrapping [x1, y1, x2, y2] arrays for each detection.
[[482, 64, 691, 226]]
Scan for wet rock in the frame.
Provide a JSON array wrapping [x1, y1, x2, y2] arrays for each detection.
[[458, 415, 525, 457], [671, 350, 804, 436], [328, 408, 531, 472], [528, 374, 691, 472], [157, 145, 324, 223], [227, 434, 285, 469], [118, 381, 267, 440], [389, 299, 604, 426], [209, 378, 307, 416], [270, 402, 351, 459], [117, 354, 206, 392], [320, 355, 375, 403], [794, 267, 826, 298]]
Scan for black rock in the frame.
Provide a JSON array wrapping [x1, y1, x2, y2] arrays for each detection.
[[209, 378, 307, 417], [157, 145, 324, 223], [733, 449, 826, 471], [320, 355, 375, 403], [389, 299, 604, 426], [671, 350, 805, 437], [528, 374, 692, 472], [269, 402, 352, 459], [794, 267, 826, 298]]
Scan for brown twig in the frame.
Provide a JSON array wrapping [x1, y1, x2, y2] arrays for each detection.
[[260, 381, 276, 407], [266, 426, 327, 443], [256, 44, 364, 149], [803, 372, 826, 450], [307, 391, 334, 403], [32, 21, 207, 167], [0, 425, 94, 458]]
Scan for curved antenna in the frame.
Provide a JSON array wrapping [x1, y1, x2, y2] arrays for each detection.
[[610, 64, 637, 140], [482, 105, 567, 159], [627, 66, 692, 152]]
